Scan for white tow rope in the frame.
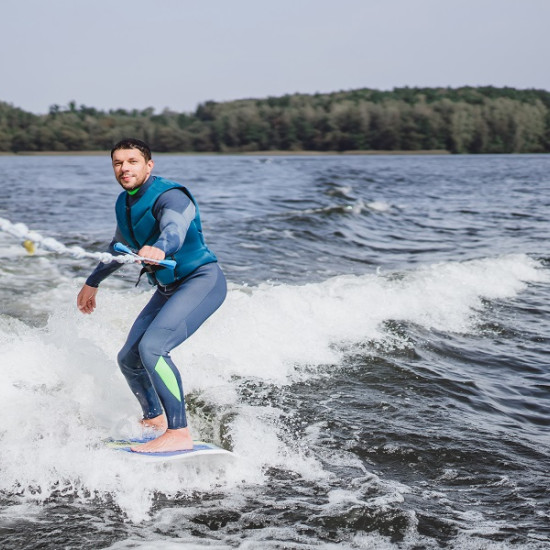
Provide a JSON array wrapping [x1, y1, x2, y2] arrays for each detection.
[[0, 216, 134, 265]]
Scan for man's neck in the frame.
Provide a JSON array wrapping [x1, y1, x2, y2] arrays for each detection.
[[126, 176, 153, 197]]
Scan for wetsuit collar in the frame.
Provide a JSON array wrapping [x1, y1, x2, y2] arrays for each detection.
[[127, 175, 154, 200]]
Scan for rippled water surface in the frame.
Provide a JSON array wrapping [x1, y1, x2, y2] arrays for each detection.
[[0, 153, 549, 549]]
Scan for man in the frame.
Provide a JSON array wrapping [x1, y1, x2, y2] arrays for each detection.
[[77, 138, 226, 453]]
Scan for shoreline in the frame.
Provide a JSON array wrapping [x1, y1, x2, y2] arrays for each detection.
[[2, 150, 548, 158], [0, 149, 452, 157]]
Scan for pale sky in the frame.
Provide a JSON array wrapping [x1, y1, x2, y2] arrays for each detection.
[[1, 0, 548, 114]]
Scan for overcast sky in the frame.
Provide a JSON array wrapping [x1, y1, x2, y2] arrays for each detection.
[[1, 0, 548, 114]]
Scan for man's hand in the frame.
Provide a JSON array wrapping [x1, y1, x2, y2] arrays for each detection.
[[77, 284, 98, 314], [138, 245, 165, 265]]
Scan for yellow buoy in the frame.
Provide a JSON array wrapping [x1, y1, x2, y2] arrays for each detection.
[[23, 240, 35, 255]]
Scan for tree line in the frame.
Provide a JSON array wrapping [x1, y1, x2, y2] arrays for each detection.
[[1, 86, 549, 154]]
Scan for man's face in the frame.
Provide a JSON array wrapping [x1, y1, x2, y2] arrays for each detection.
[[112, 148, 154, 191]]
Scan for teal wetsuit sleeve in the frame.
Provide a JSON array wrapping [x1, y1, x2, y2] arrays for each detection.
[[151, 188, 196, 256]]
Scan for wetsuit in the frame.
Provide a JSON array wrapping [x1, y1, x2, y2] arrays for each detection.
[[86, 176, 226, 429]]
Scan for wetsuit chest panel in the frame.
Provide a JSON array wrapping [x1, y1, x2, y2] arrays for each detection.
[[129, 203, 159, 247]]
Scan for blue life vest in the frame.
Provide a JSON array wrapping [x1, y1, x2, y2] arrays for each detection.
[[115, 177, 217, 286]]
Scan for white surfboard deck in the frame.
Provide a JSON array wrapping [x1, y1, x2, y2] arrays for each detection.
[[105, 438, 234, 462]]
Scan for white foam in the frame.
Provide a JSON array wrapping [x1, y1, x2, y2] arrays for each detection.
[[180, 253, 547, 387], [104, 539, 231, 549], [0, 253, 545, 520], [367, 200, 392, 212]]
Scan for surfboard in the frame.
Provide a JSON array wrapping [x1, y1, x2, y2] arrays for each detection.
[[105, 438, 234, 462]]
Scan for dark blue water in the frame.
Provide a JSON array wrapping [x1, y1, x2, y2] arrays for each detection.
[[0, 153, 549, 549]]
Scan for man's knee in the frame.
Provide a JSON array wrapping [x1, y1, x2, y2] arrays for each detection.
[[117, 346, 140, 376], [138, 333, 162, 373]]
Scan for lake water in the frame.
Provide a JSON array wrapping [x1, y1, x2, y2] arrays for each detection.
[[0, 153, 549, 549]]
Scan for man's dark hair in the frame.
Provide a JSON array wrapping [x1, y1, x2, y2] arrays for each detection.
[[111, 138, 152, 162]]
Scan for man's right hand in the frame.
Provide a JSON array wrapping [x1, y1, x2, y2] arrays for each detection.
[[77, 284, 98, 314]]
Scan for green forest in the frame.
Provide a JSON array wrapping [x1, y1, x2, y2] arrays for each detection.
[[1, 86, 550, 154]]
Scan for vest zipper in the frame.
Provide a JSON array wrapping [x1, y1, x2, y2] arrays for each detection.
[[125, 193, 139, 248], [126, 192, 161, 286]]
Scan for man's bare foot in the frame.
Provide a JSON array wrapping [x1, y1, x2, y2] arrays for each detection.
[[131, 427, 194, 453], [140, 414, 168, 432]]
